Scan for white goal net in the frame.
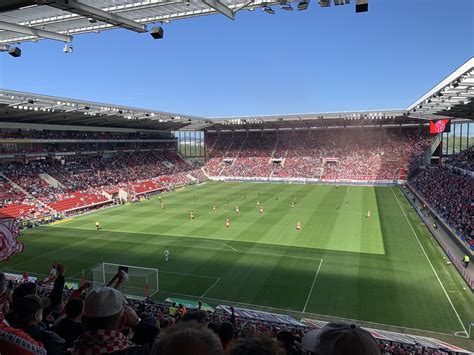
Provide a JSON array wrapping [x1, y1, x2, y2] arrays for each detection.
[[91, 263, 159, 299]]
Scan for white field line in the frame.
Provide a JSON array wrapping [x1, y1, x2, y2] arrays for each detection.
[[69, 263, 101, 279], [200, 278, 221, 298], [302, 259, 323, 313], [160, 270, 219, 280], [54, 228, 238, 252], [157, 289, 461, 339], [12, 232, 323, 264], [6, 236, 94, 270], [391, 187, 468, 337]]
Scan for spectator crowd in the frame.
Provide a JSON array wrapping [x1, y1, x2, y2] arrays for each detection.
[[410, 162, 473, 248], [0, 152, 205, 222], [0, 265, 457, 355], [205, 128, 431, 181]]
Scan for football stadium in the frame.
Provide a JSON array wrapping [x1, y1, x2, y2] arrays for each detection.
[[0, 0, 473, 354]]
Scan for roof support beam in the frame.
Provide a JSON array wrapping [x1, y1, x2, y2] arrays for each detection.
[[202, 0, 235, 19], [43, 0, 147, 33], [0, 20, 72, 42]]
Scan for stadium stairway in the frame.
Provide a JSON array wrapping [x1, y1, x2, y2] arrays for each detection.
[[39, 172, 63, 188], [0, 173, 31, 198]]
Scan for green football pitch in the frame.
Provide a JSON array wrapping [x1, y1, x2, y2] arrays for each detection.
[[2, 182, 473, 341]]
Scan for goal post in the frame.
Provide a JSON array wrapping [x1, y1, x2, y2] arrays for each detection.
[[91, 263, 159, 299]]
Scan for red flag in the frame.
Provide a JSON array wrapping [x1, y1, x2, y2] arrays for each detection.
[[0, 215, 24, 261], [429, 119, 450, 134]]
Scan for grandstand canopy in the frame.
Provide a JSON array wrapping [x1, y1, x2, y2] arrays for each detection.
[[408, 57, 474, 121], [0, 89, 209, 131], [1, 58, 472, 131], [0, 89, 420, 132], [0, 0, 303, 46]]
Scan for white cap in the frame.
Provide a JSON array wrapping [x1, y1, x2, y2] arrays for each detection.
[[84, 287, 127, 318]]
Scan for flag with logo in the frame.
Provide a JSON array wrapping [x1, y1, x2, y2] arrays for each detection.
[[0, 214, 24, 261]]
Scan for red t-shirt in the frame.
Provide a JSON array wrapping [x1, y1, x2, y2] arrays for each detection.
[[0, 313, 47, 355]]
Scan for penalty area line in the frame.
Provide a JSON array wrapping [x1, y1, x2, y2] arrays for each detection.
[[200, 278, 221, 298], [391, 187, 468, 338], [302, 259, 323, 313]]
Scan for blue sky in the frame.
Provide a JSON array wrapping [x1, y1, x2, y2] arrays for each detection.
[[0, 0, 472, 117]]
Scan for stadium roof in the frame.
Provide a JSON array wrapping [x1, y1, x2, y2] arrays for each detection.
[[407, 57, 474, 122], [0, 89, 209, 131], [0, 58, 472, 131], [0, 0, 310, 47]]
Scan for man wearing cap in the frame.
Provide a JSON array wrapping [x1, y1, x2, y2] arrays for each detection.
[[8, 294, 65, 355], [72, 287, 158, 354], [302, 321, 380, 355], [0, 273, 48, 355]]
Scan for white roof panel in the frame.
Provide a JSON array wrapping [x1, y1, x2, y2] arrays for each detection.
[[0, 0, 295, 45]]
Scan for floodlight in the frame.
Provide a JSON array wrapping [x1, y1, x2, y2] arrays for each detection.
[[319, 0, 330, 7], [150, 26, 164, 39], [355, 0, 368, 12], [297, 0, 310, 10], [8, 46, 21, 57], [63, 43, 73, 53], [263, 6, 276, 14]]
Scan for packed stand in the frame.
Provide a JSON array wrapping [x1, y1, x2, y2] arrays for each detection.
[[444, 146, 474, 173], [410, 165, 473, 247], [0, 266, 457, 355], [0, 175, 52, 222], [1, 151, 206, 221], [220, 134, 275, 178], [205, 128, 431, 181], [0, 129, 176, 156]]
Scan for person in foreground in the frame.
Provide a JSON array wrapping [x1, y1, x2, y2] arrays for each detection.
[[302, 321, 380, 355], [0, 272, 48, 355], [72, 286, 158, 355]]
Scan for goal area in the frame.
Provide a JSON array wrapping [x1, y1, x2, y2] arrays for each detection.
[[91, 263, 159, 299]]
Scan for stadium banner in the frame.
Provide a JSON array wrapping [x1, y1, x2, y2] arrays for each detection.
[[4, 272, 37, 283], [64, 281, 79, 290], [50, 218, 74, 226], [210, 176, 399, 186], [165, 297, 214, 312], [429, 119, 451, 134], [0, 215, 24, 261], [216, 305, 305, 327]]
